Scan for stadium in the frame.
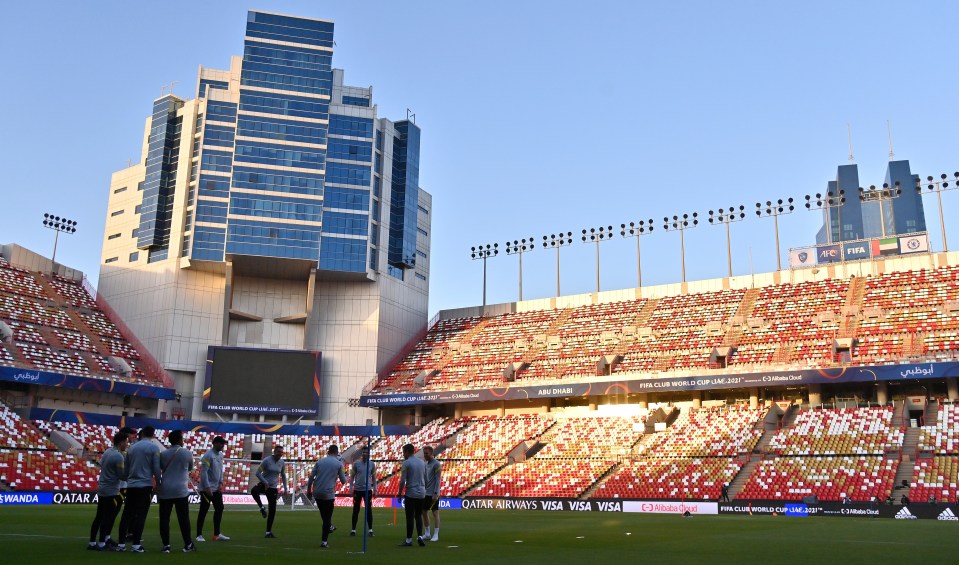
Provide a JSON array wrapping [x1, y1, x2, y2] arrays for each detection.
[[2, 7, 959, 563]]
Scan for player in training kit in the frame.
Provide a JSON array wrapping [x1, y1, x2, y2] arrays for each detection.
[[87, 431, 129, 551], [117, 426, 161, 553], [422, 445, 442, 542], [397, 443, 427, 547], [196, 435, 229, 542], [349, 447, 376, 537], [307, 445, 347, 548], [157, 430, 196, 553], [252, 444, 288, 538], [114, 426, 138, 545]]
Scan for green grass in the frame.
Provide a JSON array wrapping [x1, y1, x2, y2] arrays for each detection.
[[2, 505, 958, 564]]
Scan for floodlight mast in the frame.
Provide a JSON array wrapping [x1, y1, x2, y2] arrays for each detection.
[[858, 182, 902, 238], [755, 198, 795, 271], [661, 213, 698, 283], [918, 172, 959, 251], [708, 206, 746, 277], [620, 220, 653, 288], [542, 232, 573, 297], [41, 213, 78, 265], [470, 243, 498, 309], [804, 190, 846, 245], [581, 226, 614, 293], [505, 238, 535, 301]]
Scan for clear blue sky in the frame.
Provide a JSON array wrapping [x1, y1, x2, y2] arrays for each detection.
[[2, 1, 958, 317]]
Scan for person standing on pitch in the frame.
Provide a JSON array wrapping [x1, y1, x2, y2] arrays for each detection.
[[158, 430, 196, 553], [422, 445, 442, 542], [349, 447, 376, 537], [87, 431, 129, 551], [114, 426, 138, 546], [307, 444, 347, 549], [196, 435, 229, 542], [396, 443, 427, 547], [252, 444, 288, 538], [117, 426, 161, 553]]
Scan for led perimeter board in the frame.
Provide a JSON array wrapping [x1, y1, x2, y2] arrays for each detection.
[[202, 346, 321, 416]]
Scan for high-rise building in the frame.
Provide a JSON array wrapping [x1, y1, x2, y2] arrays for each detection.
[[98, 11, 431, 424], [816, 160, 925, 244]]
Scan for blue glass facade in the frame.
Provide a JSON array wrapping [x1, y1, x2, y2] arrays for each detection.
[[137, 95, 184, 251], [122, 11, 423, 276], [817, 160, 927, 243], [388, 121, 420, 268]]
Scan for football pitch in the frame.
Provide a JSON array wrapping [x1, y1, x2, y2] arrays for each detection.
[[2, 505, 957, 564]]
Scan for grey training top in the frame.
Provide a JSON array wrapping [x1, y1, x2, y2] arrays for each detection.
[[425, 458, 442, 497], [308, 455, 347, 500], [157, 445, 194, 499], [256, 455, 287, 489], [125, 438, 162, 489], [351, 458, 376, 492], [97, 447, 127, 497], [398, 456, 426, 499], [199, 448, 224, 492]]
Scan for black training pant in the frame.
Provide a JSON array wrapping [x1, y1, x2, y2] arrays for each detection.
[[251, 483, 279, 531], [404, 496, 425, 539], [318, 498, 335, 542], [197, 491, 224, 537], [159, 497, 192, 548], [119, 486, 152, 545], [351, 490, 373, 530], [89, 494, 123, 543]]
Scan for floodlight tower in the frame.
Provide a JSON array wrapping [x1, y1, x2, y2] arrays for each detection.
[[581, 225, 614, 293], [41, 213, 78, 265], [620, 220, 653, 288], [708, 205, 746, 277], [858, 182, 901, 238], [661, 213, 699, 283], [542, 232, 573, 297], [804, 190, 846, 244], [918, 173, 958, 251], [470, 243, 498, 309], [505, 238, 535, 301], [755, 198, 795, 271]]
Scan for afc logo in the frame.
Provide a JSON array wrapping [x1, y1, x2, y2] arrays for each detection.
[[818, 249, 838, 259]]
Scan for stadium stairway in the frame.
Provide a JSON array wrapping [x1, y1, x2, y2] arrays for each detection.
[[726, 425, 779, 499], [580, 461, 624, 500]]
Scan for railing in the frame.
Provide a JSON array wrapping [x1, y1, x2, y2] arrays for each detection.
[[81, 276, 176, 389]]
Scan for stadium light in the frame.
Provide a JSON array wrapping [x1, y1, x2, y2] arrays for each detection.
[[41, 213, 78, 265], [505, 238, 535, 301], [542, 232, 573, 297], [804, 190, 845, 244], [918, 172, 959, 251], [470, 243, 498, 309], [858, 182, 901, 238], [581, 225, 614, 293], [661, 213, 698, 283], [755, 198, 795, 271], [620, 220, 653, 288], [707, 206, 746, 278]]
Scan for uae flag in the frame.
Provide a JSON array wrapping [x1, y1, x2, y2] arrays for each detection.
[[871, 238, 899, 256]]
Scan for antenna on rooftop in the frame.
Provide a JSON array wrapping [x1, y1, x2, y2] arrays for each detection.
[[160, 81, 179, 96], [847, 124, 854, 163], [887, 120, 895, 161], [406, 108, 416, 124]]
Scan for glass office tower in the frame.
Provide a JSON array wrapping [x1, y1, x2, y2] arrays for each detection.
[[817, 160, 926, 244], [99, 11, 431, 425]]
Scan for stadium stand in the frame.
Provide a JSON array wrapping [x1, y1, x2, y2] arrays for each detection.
[[737, 456, 897, 502], [765, 407, 904, 456], [469, 458, 615, 498], [592, 457, 741, 500], [0, 259, 170, 386], [637, 408, 764, 458]]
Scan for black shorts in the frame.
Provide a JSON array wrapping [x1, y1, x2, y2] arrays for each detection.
[[423, 496, 439, 511]]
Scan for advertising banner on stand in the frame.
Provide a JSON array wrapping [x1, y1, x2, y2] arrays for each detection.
[[789, 248, 817, 268], [900, 234, 929, 254]]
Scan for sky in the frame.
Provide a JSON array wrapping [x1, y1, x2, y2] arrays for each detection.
[[2, 1, 958, 318]]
